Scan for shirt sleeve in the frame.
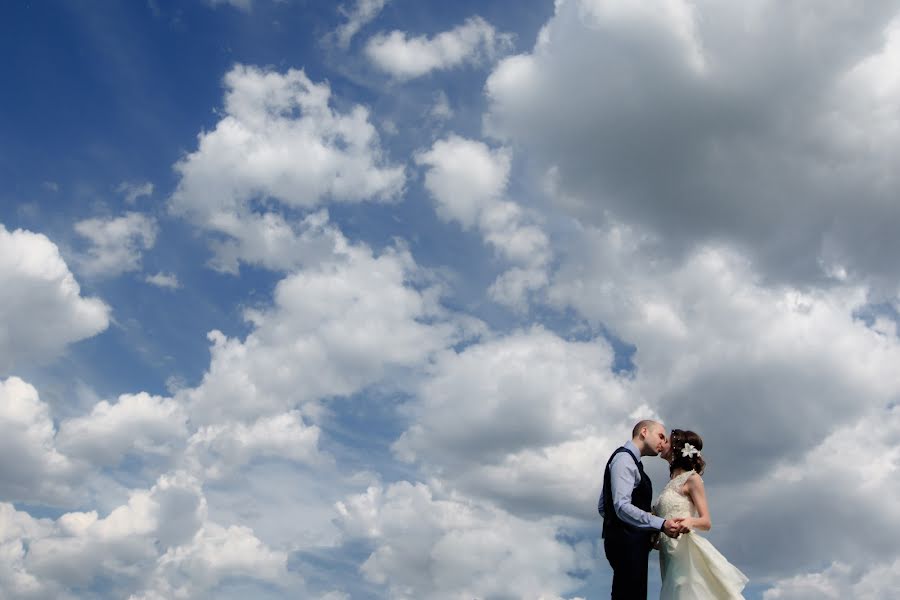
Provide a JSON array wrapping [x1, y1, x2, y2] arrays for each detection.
[[608, 453, 666, 531]]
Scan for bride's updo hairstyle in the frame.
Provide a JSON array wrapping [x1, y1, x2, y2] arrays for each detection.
[[669, 429, 706, 476]]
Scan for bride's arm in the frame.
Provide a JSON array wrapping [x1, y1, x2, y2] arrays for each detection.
[[682, 474, 712, 531]]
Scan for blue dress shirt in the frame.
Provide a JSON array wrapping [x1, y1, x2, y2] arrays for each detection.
[[599, 440, 666, 531]]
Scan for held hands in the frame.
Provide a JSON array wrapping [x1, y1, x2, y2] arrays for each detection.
[[662, 518, 692, 538], [662, 519, 680, 538]]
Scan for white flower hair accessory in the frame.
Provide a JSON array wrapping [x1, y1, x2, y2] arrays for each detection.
[[681, 443, 701, 458]]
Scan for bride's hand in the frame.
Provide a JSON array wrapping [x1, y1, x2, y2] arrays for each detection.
[[677, 517, 693, 533]]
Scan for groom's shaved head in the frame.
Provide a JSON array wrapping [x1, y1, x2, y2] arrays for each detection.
[[632, 419, 668, 457], [632, 419, 660, 439]]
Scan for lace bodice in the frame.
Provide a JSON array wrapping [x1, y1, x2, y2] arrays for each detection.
[[653, 470, 699, 520]]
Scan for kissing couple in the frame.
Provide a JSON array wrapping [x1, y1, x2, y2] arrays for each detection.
[[599, 420, 748, 599]]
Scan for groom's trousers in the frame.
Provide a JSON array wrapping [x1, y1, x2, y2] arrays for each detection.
[[604, 529, 650, 599]]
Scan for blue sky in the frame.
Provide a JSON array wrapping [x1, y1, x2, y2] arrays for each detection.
[[2, 1, 900, 598]]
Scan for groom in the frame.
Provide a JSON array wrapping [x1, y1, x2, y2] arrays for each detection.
[[599, 420, 683, 599]]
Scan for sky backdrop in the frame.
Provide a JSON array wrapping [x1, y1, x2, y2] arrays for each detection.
[[2, 1, 900, 598]]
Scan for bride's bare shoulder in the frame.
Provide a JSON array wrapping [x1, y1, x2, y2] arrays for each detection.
[[679, 470, 703, 491], [685, 471, 705, 489]]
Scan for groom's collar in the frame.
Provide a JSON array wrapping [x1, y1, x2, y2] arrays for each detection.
[[624, 439, 641, 461]]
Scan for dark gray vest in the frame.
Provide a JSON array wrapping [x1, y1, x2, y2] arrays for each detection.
[[600, 446, 652, 538]]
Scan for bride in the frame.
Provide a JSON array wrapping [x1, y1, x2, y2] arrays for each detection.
[[652, 429, 748, 599]]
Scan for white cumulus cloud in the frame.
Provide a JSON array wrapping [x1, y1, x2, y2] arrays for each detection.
[[184, 411, 323, 479], [366, 16, 513, 79], [0, 503, 58, 599], [416, 136, 550, 309], [170, 65, 405, 273], [74, 212, 158, 278], [0, 470, 294, 599], [394, 327, 641, 519], [130, 522, 291, 599], [763, 559, 900, 600], [144, 271, 180, 289], [57, 392, 188, 467], [485, 0, 900, 289], [181, 238, 477, 425], [335, 481, 591, 599], [0, 377, 77, 505], [0, 225, 109, 372]]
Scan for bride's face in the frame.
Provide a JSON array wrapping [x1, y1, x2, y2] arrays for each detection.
[[660, 436, 674, 462]]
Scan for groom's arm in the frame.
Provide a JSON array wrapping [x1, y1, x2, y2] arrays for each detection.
[[608, 455, 666, 531]]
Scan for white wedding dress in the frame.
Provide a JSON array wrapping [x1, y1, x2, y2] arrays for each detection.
[[652, 470, 748, 599]]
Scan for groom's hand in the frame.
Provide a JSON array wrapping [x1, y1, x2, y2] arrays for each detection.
[[662, 519, 682, 538]]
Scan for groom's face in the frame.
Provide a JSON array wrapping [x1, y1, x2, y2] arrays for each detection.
[[646, 424, 668, 456]]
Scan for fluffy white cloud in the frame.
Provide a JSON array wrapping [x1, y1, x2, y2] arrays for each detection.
[[485, 0, 900, 289], [131, 522, 291, 600], [416, 136, 510, 230], [720, 404, 900, 584], [488, 265, 550, 310], [0, 377, 77, 505], [184, 411, 323, 479], [170, 65, 405, 272], [334, 0, 389, 49], [397, 328, 625, 454], [366, 16, 512, 79], [204, 209, 344, 274], [0, 381, 346, 598], [181, 239, 478, 424], [0, 504, 59, 600], [57, 392, 188, 467], [763, 559, 900, 600], [394, 327, 642, 520], [22, 472, 204, 589], [335, 481, 591, 599], [74, 212, 158, 278], [144, 272, 180, 289], [0, 470, 293, 599], [416, 136, 550, 308], [0, 225, 109, 371]]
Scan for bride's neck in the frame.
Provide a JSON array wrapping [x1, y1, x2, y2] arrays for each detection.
[[670, 467, 687, 479]]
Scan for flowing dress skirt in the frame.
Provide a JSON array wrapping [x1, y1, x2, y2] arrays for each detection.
[[659, 531, 748, 599]]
